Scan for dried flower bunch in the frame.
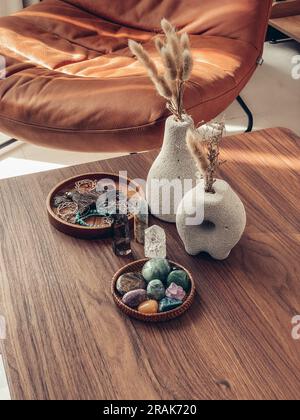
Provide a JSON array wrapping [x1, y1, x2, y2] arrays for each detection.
[[128, 19, 193, 121], [186, 121, 225, 193]]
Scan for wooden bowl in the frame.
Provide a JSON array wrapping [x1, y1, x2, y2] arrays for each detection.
[[112, 259, 196, 322], [47, 172, 142, 239]]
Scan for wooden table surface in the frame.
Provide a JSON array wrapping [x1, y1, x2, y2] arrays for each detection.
[[270, 1, 300, 42], [270, 15, 300, 42], [0, 128, 299, 400]]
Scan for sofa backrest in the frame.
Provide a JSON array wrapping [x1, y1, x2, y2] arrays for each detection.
[[64, 0, 273, 50]]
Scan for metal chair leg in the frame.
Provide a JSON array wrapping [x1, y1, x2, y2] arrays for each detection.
[[236, 95, 253, 133], [0, 138, 18, 151]]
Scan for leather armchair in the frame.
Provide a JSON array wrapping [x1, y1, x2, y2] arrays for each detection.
[[0, 0, 273, 152]]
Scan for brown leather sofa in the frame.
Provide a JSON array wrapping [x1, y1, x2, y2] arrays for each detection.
[[0, 0, 273, 152]]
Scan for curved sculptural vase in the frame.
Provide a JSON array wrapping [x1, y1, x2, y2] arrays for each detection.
[[176, 179, 246, 260], [146, 115, 198, 223]]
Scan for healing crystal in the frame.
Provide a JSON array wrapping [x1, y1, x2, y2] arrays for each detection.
[[144, 225, 167, 259], [112, 214, 132, 256], [165, 282, 186, 301], [138, 300, 158, 314], [147, 279, 165, 300], [142, 258, 171, 283], [159, 297, 182, 312], [122, 289, 147, 308], [166, 270, 191, 292], [133, 198, 149, 245]]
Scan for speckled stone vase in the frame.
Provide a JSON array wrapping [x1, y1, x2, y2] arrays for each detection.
[[146, 115, 197, 223], [176, 179, 246, 260]]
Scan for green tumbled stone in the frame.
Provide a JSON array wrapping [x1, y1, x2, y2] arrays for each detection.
[[147, 280, 165, 301], [142, 258, 171, 284], [159, 297, 182, 312], [167, 270, 191, 292], [116, 273, 146, 295]]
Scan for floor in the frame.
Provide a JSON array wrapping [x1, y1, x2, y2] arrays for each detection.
[[0, 41, 299, 181], [0, 40, 299, 400]]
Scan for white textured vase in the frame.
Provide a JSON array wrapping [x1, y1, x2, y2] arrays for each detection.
[[146, 115, 197, 223], [176, 179, 246, 260]]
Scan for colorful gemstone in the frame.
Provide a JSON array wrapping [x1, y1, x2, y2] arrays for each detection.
[[167, 270, 191, 292], [142, 258, 171, 284], [159, 297, 182, 312], [147, 279, 165, 300], [116, 273, 146, 295], [166, 282, 186, 301], [122, 289, 147, 308], [138, 300, 158, 314]]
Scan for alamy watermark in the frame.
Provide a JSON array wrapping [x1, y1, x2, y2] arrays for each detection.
[[95, 171, 205, 226], [291, 55, 300, 80], [292, 316, 300, 341]]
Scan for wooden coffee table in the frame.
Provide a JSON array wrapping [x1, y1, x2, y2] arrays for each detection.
[[270, 0, 300, 42], [0, 128, 299, 400]]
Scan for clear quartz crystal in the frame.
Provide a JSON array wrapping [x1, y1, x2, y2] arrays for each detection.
[[144, 225, 167, 259]]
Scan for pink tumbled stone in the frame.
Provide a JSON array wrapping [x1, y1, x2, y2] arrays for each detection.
[[166, 282, 186, 301]]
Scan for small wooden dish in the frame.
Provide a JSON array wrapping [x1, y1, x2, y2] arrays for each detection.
[[47, 172, 141, 239], [112, 259, 196, 322]]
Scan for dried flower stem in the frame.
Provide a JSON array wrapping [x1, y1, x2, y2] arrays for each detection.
[[186, 121, 225, 193]]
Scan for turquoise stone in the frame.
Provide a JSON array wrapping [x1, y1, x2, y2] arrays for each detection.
[[159, 297, 182, 312], [142, 258, 171, 284], [167, 270, 191, 292], [147, 280, 165, 300]]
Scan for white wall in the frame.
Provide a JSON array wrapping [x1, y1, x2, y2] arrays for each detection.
[[0, 0, 39, 16]]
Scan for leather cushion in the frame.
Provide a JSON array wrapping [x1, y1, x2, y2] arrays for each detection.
[[0, 0, 264, 151], [65, 0, 272, 50]]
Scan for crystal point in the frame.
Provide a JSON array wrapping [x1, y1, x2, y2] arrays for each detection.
[[144, 225, 167, 259], [112, 214, 132, 256]]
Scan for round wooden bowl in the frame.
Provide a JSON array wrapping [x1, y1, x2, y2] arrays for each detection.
[[112, 259, 196, 322], [47, 172, 142, 239]]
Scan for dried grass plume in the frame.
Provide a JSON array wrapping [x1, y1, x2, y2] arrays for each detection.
[[186, 121, 225, 193], [128, 19, 194, 121]]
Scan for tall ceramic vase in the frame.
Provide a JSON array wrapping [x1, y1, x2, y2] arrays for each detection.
[[146, 115, 198, 223], [176, 179, 246, 260]]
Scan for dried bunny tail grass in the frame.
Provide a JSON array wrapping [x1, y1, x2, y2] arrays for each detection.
[[155, 37, 164, 53], [161, 18, 175, 35], [186, 129, 209, 175], [129, 39, 172, 100], [180, 33, 190, 51], [168, 32, 183, 72], [153, 76, 173, 100], [160, 19, 182, 73], [128, 40, 172, 100], [181, 49, 193, 81], [161, 46, 177, 81], [128, 40, 158, 79]]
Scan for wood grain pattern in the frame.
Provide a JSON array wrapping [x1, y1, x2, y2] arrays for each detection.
[[0, 128, 299, 400], [270, 15, 300, 42]]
